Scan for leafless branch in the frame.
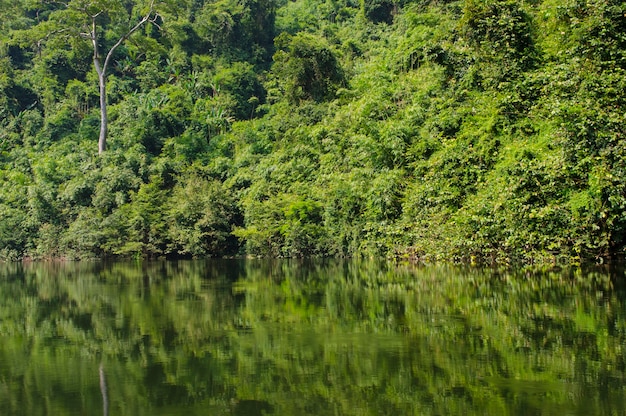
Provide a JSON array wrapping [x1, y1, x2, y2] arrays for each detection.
[[35, 26, 71, 54], [101, 0, 158, 75], [149, 13, 162, 30]]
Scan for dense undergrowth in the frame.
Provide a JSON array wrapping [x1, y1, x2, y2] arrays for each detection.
[[0, 0, 625, 263]]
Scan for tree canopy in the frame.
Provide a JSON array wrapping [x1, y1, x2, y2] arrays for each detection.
[[0, 0, 625, 263]]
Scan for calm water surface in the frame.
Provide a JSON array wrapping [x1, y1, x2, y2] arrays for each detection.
[[0, 259, 625, 415]]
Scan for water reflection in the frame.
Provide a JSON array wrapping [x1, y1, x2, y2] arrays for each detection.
[[0, 260, 624, 415]]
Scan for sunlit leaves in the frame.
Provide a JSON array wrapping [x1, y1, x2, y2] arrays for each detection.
[[167, 174, 240, 257], [1, 0, 626, 262]]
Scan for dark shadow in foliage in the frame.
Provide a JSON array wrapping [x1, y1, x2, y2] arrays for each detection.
[[6, 45, 31, 70], [236, 0, 277, 64], [272, 33, 346, 103], [195, 0, 277, 65], [461, 0, 537, 73], [364, 0, 395, 24], [214, 62, 267, 120], [561, 0, 626, 70], [4, 84, 40, 116], [176, 22, 210, 56], [233, 399, 273, 416], [43, 52, 83, 87]]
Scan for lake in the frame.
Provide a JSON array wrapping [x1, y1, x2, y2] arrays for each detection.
[[0, 259, 624, 415]]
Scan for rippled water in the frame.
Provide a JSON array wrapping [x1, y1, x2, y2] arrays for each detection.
[[0, 259, 624, 415]]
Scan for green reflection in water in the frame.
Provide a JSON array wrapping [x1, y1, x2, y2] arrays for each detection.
[[0, 259, 624, 415]]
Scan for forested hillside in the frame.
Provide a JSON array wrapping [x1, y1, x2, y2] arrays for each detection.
[[0, 0, 625, 263]]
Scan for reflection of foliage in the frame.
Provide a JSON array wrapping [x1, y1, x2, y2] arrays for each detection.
[[0, 260, 625, 415]]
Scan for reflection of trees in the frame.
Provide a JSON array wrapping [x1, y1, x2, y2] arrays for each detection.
[[0, 260, 624, 415], [0, 260, 240, 415], [100, 364, 108, 416]]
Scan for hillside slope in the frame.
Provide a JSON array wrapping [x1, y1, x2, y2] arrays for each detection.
[[0, 0, 624, 263]]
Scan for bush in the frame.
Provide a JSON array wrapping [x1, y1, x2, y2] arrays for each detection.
[[167, 175, 241, 257]]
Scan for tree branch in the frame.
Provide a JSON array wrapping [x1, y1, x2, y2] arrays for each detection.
[[92, 16, 103, 77], [34, 26, 71, 55], [102, 0, 157, 75]]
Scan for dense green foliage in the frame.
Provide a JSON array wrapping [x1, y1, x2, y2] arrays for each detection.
[[1, 260, 625, 414], [1, 0, 625, 262]]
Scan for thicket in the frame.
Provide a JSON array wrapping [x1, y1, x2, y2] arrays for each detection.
[[0, 0, 625, 263]]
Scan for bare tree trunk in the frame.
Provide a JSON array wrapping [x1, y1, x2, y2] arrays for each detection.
[[91, 16, 108, 155], [98, 72, 107, 154], [99, 363, 109, 416], [88, 2, 157, 155]]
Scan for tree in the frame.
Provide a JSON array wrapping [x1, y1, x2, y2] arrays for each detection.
[[271, 33, 345, 103], [86, 1, 161, 154], [27, 0, 162, 154]]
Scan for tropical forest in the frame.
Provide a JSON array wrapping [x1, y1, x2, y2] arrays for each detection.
[[1, 0, 625, 264]]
